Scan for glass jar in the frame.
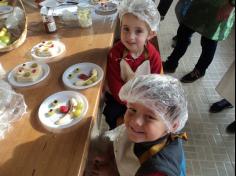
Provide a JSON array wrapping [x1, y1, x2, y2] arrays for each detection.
[[77, 3, 92, 28]]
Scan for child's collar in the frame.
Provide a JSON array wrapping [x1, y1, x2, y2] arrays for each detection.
[[122, 43, 149, 61], [134, 132, 188, 164]]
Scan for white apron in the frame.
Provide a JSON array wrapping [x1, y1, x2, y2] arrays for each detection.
[[120, 59, 151, 83], [104, 125, 141, 176]]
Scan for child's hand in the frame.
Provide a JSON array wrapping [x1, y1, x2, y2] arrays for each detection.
[[89, 156, 119, 176], [93, 156, 109, 165], [217, 3, 234, 22]]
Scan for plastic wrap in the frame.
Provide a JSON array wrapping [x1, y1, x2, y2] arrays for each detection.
[[5, 7, 24, 29], [118, 0, 160, 32], [0, 63, 6, 79], [0, 80, 27, 139], [119, 74, 188, 132]]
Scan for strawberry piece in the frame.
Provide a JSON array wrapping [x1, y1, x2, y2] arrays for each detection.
[[78, 74, 89, 80], [59, 106, 70, 113]]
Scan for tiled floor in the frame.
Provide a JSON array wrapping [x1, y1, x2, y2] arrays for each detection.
[[158, 1, 235, 176]]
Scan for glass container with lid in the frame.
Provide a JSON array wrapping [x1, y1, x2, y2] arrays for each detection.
[[77, 3, 92, 28]]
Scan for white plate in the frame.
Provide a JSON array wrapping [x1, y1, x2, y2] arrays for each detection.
[[38, 91, 88, 132], [0, 6, 13, 15], [95, 2, 117, 13], [62, 62, 104, 90], [7, 61, 50, 87], [31, 40, 65, 63]]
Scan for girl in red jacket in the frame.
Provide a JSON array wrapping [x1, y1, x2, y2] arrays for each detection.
[[104, 0, 163, 129]]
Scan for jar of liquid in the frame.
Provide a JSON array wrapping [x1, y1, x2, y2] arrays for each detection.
[[77, 3, 92, 28], [42, 15, 57, 33]]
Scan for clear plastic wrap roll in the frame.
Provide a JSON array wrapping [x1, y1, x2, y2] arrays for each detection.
[[0, 80, 27, 139]]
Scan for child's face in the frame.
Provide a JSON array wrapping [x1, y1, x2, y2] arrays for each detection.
[[124, 102, 168, 143], [120, 13, 153, 55]]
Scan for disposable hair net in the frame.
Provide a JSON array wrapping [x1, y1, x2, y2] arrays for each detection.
[[118, 0, 160, 32], [119, 74, 188, 133]]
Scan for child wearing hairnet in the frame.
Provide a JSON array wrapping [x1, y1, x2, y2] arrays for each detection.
[[104, 0, 163, 130], [90, 74, 188, 176]]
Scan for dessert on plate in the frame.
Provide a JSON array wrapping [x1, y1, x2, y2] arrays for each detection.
[[45, 97, 84, 125], [34, 40, 61, 57], [14, 63, 43, 82], [62, 62, 104, 90]]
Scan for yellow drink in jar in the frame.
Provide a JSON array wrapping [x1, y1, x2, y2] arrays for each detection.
[[77, 3, 92, 28]]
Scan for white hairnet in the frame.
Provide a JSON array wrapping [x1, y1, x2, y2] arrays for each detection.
[[119, 74, 188, 133], [118, 0, 160, 32]]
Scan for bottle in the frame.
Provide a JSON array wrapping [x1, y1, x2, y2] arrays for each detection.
[[42, 14, 57, 34]]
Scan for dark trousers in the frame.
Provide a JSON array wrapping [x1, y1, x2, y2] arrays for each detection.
[[103, 92, 127, 130], [157, 0, 173, 17], [167, 24, 218, 73]]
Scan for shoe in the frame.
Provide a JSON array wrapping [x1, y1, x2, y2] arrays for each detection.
[[180, 69, 205, 83], [160, 16, 165, 21], [226, 121, 235, 134], [163, 61, 177, 73], [209, 99, 233, 113]]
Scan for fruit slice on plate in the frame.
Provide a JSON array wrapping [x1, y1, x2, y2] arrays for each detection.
[[55, 98, 84, 125], [75, 68, 98, 86]]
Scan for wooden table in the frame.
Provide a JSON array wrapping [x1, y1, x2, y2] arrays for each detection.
[[0, 6, 118, 176]]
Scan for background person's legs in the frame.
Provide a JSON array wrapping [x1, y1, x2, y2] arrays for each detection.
[[180, 35, 218, 83], [157, 0, 173, 20], [209, 99, 235, 134], [163, 24, 194, 73], [194, 36, 218, 74]]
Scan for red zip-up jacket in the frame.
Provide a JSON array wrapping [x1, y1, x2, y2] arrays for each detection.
[[107, 41, 163, 104]]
